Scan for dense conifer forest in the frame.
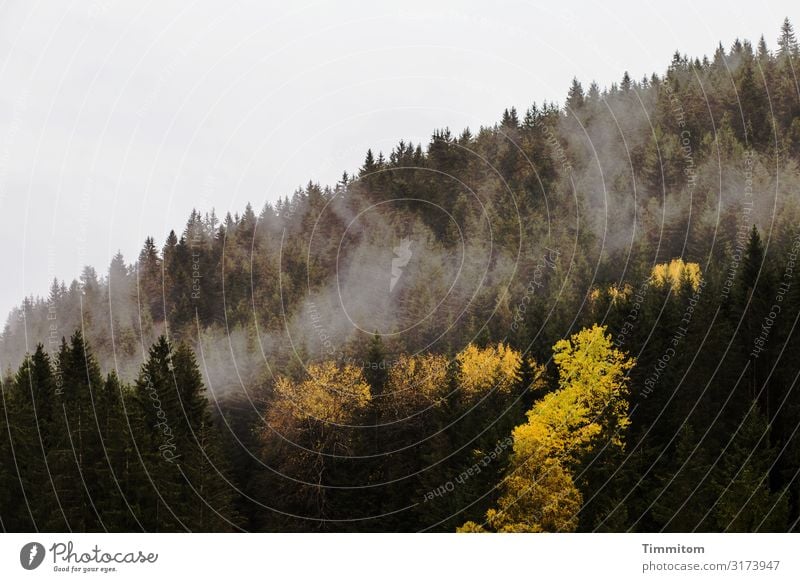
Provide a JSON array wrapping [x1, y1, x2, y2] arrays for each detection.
[[2, 20, 800, 532]]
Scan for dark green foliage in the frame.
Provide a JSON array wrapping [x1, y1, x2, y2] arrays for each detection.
[[0, 334, 238, 532]]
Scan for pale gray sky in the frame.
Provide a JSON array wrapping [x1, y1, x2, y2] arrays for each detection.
[[0, 0, 795, 318]]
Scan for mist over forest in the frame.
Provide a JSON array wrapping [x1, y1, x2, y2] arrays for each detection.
[[2, 20, 800, 532]]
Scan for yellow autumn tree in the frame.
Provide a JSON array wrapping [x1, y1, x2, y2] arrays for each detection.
[[262, 361, 372, 516], [273, 360, 371, 424], [266, 360, 372, 467], [651, 258, 702, 291], [456, 342, 522, 401], [459, 325, 634, 532], [589, 283, 633, 305], [380, 353, 450, 418]]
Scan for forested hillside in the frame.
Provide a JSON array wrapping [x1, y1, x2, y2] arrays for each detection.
[[2, 20, 800, 532]]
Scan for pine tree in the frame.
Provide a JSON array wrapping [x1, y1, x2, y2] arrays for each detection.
[[650, 425, 716, 531], [501, 106, 519, 128], [0, 377, 14, 531], [364, 332, 387, 397], [757, 35, 770, 61], [15, 345, 58, 530], [565, 77, 585, 111], [137, 236, 163, 323], [93, 371, 137, 530], [621, 71, 632, 92], [710, 409, 788, 531], [734, 226, 776, 411], [738, 62, 769, 146], [778, 17, 798, 58], [171, 343, 238, 531], [130, 337, 237, 531], [1, 352, 53, 530], [45, 332, 106, 531], [361, 149, 377, 175], [132, 336, 185, 531]]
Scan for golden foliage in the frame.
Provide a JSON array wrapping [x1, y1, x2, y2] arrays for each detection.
[[456, 342, 522, 400], [590, 283, 632, 304], [609, 283, 633, 302], [263, 362, 371, 513], [381, 353, 450, 416], [274, 361, 371, 424], [460, 325, 634, 533], [651, 258, 702, 291]]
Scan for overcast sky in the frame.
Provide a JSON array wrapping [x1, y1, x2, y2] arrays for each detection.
[[0, 0, 795, 319]]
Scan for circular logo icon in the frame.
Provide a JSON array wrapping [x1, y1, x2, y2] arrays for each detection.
[[20, 542, 45, 570]]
